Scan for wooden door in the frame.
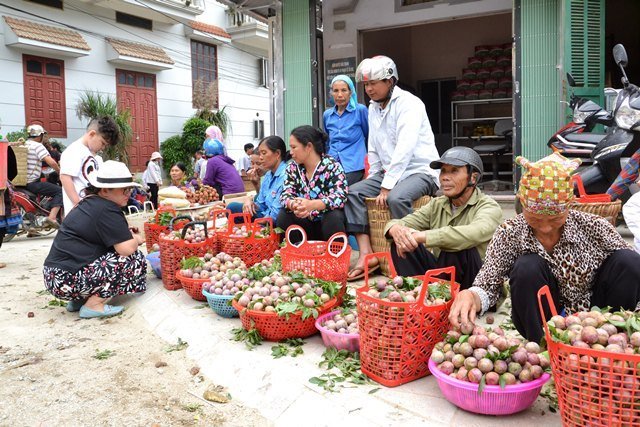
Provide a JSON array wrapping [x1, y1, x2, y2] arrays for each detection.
[[23, 55, 67, 137], [116, 69, 158, 171]]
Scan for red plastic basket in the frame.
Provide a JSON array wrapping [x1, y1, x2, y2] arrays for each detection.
[[280, 225, 351, 304], [571, 174, 612, 203], [231, 298, 338, 342], [315, 310, 360, 352], [356, 253, 459, 387], [174, 220, 217, 262], [144, 206, 188, 252], [217, 213, 279, 267], [208, 208, 232, 234], [175, 270, 208, 301], [159, 215, 193, 291], [428, 359, 550, 415], [537, 286, 640, 426]]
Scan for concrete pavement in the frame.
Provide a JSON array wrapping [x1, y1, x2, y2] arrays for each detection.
[[2, 230, 561, 426], [4, 197, 634, 426]]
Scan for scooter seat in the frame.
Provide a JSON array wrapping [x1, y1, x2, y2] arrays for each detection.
[[14, 186, 38, 201], [473, 144, 509, 153], [564, 133, 606, 144]]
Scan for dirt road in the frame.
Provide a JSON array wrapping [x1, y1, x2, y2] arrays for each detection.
[[0, 235, 268, 427]]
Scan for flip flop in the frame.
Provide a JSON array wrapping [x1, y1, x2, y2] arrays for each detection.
[[347, 264, 380, 282]]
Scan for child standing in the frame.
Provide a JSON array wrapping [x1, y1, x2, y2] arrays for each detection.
[[60, 116, 120, 214]]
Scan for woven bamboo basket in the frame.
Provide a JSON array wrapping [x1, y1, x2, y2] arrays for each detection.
[[242, 176, 256, 192], [10, 141, 28, 186], [568, 200, 621, 226], [365, 195, 431, 275]]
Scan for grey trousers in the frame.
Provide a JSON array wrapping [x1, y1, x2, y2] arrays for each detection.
[[345, 172, 438, 234]]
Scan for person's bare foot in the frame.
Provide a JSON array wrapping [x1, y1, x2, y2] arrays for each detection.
[[0, 262, 6, 268], [44, 217, 59, 229], [347, 257, 379, 281]]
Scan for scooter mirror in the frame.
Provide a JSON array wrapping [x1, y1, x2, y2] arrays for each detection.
[[567, 73, 576, 87], [613, 44, 628, 67]]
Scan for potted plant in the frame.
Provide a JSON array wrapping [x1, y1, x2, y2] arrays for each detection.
[[75, 91, 133, 163]]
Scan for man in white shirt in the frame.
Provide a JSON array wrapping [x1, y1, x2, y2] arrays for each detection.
[[236, 143, 254, 176], [24, 124, 62, 226], [345, 55, 440, 280], [60, 116, 120, 213]]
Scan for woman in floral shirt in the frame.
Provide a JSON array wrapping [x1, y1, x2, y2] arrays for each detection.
[[449, 153, 640, 343], [278, 125, 348, 242]]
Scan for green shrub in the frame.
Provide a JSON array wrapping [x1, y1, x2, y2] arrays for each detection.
[[160, 135, 192, 176], [5, 128, 28, 142], [195, 106, 231, 137], [75, 91, 133, 163], [182, 117, 210, 156]]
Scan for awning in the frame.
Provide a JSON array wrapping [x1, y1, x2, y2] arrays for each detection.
[[214, 0, 273, 22], [186, 20, 232, 44], [3, 15, 91, 57], [106, 37, 174, 71]]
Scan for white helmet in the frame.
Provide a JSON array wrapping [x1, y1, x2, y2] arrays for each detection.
[[355, 55, 398, 83], [27, 124, 47, 138]]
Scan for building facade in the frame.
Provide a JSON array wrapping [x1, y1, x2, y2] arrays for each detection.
[[271, 0, 638, 187], [0, 0, 270, 171]]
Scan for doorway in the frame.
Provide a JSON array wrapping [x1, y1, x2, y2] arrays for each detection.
[[359, 12, 513, 178], [23, 54, 67, 138], [116, 69, 158, 172], [605, 0, 640, 89]]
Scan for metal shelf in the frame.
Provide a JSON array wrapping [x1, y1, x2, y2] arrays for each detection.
[[453, 136, 507, 140], [452, 98, 512, 105], [452, 116, 512, 123], [451, 98, 514, 184]]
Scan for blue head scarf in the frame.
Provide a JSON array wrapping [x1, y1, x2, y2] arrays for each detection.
[[330, 74, 357, 111]]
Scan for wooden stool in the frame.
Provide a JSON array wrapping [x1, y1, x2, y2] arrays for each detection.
[[365, 195, 431, 275]]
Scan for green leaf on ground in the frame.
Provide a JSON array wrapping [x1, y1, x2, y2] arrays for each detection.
[[182, 403, 203, 413], [271, 344, 289, 359], [164, 337, 189, 353], [311, 348, 371, 392], [93, 348, 115, 360], [48, 299, 67, 307], [230, 327, 263, 350]]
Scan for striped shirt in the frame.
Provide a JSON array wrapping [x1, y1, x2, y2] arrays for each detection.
[[26, 139, 50, 183]]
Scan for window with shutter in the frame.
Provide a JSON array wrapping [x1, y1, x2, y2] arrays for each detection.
[[22, 54, 67, 138], [564, 0, 604, 110], [191, 40, 218, 110]]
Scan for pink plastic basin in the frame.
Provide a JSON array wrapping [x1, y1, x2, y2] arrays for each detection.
[[315, 310, 360, 353], [428, 359, 550, 415]]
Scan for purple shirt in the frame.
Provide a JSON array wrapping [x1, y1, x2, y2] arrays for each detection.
[[202, 155, 245, 196]]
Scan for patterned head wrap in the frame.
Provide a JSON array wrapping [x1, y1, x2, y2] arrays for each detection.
[[205, 125, 224, 142], [330, 74, 357, 111], [516, 153, 581, 215]]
